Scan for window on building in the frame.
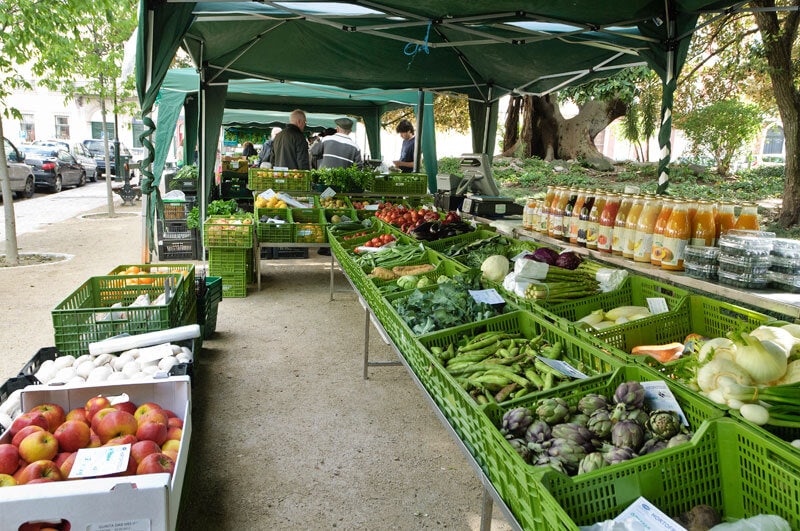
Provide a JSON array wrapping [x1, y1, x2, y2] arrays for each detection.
[[90, 122, 115, 140], [21, 114, 35, 143], [55, 116, 70, 139], [132, 120, 144, 148], [763, 125, 784, 155]]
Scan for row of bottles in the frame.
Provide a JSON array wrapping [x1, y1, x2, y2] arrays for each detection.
[[521, 186, 760, 271]]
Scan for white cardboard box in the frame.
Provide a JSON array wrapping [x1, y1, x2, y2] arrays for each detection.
[[0, 376, 191, 531]]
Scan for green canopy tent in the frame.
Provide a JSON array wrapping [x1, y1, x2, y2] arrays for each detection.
[[137, 1, 744, 259], [222, 109, 339, 131]]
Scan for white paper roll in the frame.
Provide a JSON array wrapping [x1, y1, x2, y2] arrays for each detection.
[[88, 324, 201, 356]]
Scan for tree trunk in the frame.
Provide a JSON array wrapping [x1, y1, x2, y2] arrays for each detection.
[[100, 96, 116, 218], [501, 96, 522, 156], [0, 118, 20, 265]]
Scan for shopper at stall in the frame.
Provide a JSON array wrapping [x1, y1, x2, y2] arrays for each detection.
[[393, 119, 415, 173], [310, 117, 362, 169], [256, 129, 279, 167], [241, 141, 257, 158], [269, 110, 310, 170]]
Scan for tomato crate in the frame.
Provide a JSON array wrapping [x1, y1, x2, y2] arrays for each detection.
[[52, 274, 191, 356], [247, 168, 311, 192], [291, 208, 327, 243], [368, 173, 428, 194], [107, 263, 195, 297], [255, 207, 294, 243], [203, 215, 254, 248]]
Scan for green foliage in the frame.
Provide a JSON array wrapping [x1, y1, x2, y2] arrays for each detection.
[[309, 166, 375, 192], [561, 67, 651, 106], [677, 100, 763, 175]]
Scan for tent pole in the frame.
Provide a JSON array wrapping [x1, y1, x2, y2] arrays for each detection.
[[141, 8, 154, 264], [414, 89, 424, 173], [656, 11, 677, 195], [199, 65, 207, 263], [481, 86, 494, 155]]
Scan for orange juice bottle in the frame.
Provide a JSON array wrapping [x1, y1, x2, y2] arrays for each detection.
[[690, 200, 716, 246], [733, 202, 760, 230], [585, 191, 606, 250], [576, 191, 596, 247], [597, 194, 620, 253], [612, 194, 633, 256], [716, 201, 736, 238], [622, 195, 645, 260], [549, 187, 567, 239], [542, 186, 556, 233], [660, 201, 690, 271], [651, 198, 674, 266], [569, 189, 587, 244], [686, 199, 698, 229], [633, 196, 663, 263]]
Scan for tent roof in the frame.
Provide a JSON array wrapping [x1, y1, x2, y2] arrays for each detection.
[[222, 108, 340, 131]]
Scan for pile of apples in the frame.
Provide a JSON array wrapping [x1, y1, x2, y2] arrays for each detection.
[[0, 397, 182, 487]]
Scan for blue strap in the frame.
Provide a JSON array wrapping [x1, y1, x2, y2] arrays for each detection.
[[403, 20, 432, 68]]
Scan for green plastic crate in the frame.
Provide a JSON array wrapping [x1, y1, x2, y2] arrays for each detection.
[[255, 208, 294, 243], [248, 168, 311, 192], [369, 249, 471, 294], [368, 173, 428, 194], [323, 207, 358, 224], [209, 248, 250, 276], [292, 208, 327, 243], [420, 229, 499, 253], [107, 263, 195, 313], [218, 271, 248, 298], [197, 276, 222, 339], [52, 273, 190, 356], [204, 215, 254, 248]]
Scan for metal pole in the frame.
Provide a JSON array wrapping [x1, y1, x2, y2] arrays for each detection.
[[414, 89, 425, 173], [482, 86, 494, 155]]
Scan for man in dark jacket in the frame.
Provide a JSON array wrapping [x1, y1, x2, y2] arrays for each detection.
[[310, 117, 362, 169], [269, 110, 310, 170]]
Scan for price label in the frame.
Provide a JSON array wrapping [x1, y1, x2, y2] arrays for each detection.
[[70, 445, 131, 478], [642, 380, 688, 425], [364, 204, 379, 211], [646, 297, 670, 315], [274, 166, 289, 171], [89, 520, 151, 531], [320, 187, 337, 199], [535, 357, 588, 379], [468, 289, 505, 305], [613, 496, 687, 530]]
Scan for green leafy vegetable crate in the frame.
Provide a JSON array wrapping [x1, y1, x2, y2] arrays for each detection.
[[247, 168, 310, 192], [368, 173, 428, 194], [203, 215, 254, 248], [255, 208, 294, 243], [52, 273, 192, 356]]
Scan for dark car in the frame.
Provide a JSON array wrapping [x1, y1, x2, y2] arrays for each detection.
[[33, 139, 99, 181], [82, 139, 133, 180], [2, 137, 36, 199], [24, 146, 86, 192]]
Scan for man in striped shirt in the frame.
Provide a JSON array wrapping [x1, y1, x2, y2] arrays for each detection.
[[310, 117, 363, 169]]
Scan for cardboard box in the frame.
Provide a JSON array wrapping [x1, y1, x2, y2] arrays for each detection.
[[0, 377, 191, 531]]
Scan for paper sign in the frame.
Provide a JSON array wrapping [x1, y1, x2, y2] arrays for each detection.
[[364, 204, 379, 211], [642, 380, 688, 425], [70, 444, 131, 478], [320, 187, 337, 199], [536, 357, 588, 379], [274, 166, 289, 171], [468, 289, 505, 305], [258, 189, 276, 199], [614, 496, 687, 530], [89, 520, 151, 531], [646, 297, 670, 315], [137, 343, 174, 363]]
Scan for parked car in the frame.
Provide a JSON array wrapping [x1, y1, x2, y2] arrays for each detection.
[[81, 139, 133, 180], [33, 139, 99, 181], [24, 145, 86, 192], [2, 137, 35, 199]]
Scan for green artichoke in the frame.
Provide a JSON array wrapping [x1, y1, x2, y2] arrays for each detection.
[[613, 381, 646, 409], [611, 420, 645, 452], [646, 410, 682, 440], [577, 451, 609, 475], [501, 407, 534, 437], [533, 454, 567, 474], [587, 409, 613, 439], [535, 397, 571, 424], [507, 437, 532, 463], [524, 420, 552, 445], [577, 393, 609, 416], [611, 403, 648, 427], [546, 437, 587, 472], [551, 422, 595, 453], [569, 413, 590, 427]]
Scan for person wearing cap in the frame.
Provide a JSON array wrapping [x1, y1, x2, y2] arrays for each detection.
[[269, 109, 310, 170], [309, 117, 363, 169], [393, 119, 415, 173]]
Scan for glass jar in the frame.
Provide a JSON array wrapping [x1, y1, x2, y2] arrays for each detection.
[[651, 198, 674, 266], [597, 193, 621, 253], [716, 201, 736, 238], [660, 200, 690, 271], [612, 194, 633, 256], [690, 200, 716, 247], [633, 195, 663, 263], [586, 191, 606, 250]]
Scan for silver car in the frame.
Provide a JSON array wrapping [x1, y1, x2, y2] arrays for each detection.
[[2, 137, 35, 199], [33, 139, 99, 182]]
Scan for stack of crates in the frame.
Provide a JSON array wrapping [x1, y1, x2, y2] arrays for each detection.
[[196, 274, 223, 341], [220, 157, 252, 200], [204, 215, 254, 298], [158, 196, 200, 260]]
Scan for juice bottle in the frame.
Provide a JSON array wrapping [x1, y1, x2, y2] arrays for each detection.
[[622, 195, 645, 260], [522, 198, 533, 229], [633, 195, 662, 263], [660, 200, 690, 271], [690, 200, 716, 246], [612, 194, 633, 256], [548, 187, 566, 239], [716, 201, 736, 238], [561, 189, 579, 242], [530, 200, 542, 233], [585, 191, 606, 250], [651, 198, 674, 266], [734, 202, 760, 230], [569, 189, 587, 244], [686, 199, 698, 229], [542, 186, 556, 233], [576, 191, 596, 247], [538, 197, 550, 233], [597, 194, 620, 253]]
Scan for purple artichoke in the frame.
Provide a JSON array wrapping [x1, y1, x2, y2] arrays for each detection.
[[613, 381, 646, 409], [578, 393, 609, 416], [535, 397, 571, 424], [639, 437, 668, 455], [551, 422, 595, 453], [569, 413, 590, 427], [667, 432, 692, 448], [611, 420, 645, 452], [547, 437, 587, 472], [601, 444, 637, 465], [646, 410, 682, 440], [578, 451, 609, 475], [587, 409, 613, 439], [507, 437, 532, 463], [533, 454, 567, 474], [611, 404, 648, 427], [524, 420, 552, 445], [501, 407, 534, 437]]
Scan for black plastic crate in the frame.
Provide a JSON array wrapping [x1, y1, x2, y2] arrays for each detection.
[[158, 237, 200, 261], [158, 221, 194, 241], [261, 247, 309, 260], [0, 375, 37, 433], [221, 180, 253, 200]]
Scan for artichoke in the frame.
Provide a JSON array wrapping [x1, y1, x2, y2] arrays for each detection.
[[611, 404, 648, 427], [639, 437, 668, 455], [667, 432, 692, 448], [611, 420, 645, 452], [507, 437, 532, 463], [524, 420, 552, 445], [569, 413, 590, 427], [533, 454, 567, 474], [578, 393, 609, 416], [535, 397, 571, 424], [501, 407, 534, 437], [647, 410, 682, 440], [587, 408, 613, 439], [577, 451, 609, 475], [551, 422, 595, 453], [601, 444, 637, 465], [613, 381, 646, 409], [547, 437, 587, 472]]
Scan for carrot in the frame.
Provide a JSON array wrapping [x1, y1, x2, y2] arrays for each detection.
[[630, 342, 685, 364]]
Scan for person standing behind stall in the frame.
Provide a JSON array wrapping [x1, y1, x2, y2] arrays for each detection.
[[241, 141, 257, 157], [393, 119, 415, 173], [310, 118, 362, 169], [269, 109, 310, 170]]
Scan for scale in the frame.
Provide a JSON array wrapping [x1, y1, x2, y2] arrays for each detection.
[[434, 154, 523, 218]]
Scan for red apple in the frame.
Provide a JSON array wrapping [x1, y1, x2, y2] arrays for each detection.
[[9, 411, 49, 437], [65, 407, 90, 426], [138, 409, 168, 427], [87, 430, 101, 448], [118, 455, 138, 476], [19, 431, 59, 463], [161, 409, 178, 419], [167, 417, 183, 429], [133, 402, 162, 423], [0, 444, 20, 474], [161, 439, 180, 455], [95, 410, 138, 444], [58, 452, 77, 479], [17, 459, 62, 484], [85, 396, 111, 422], [136, 453, 175, 476], [26, 477, 58, 484], [112, 401, 137, 416], [53, 451, 72, 469], [0, 473, 16, 487], [53, 420, 91, 452], [90, 407, 118, 434], [162, 448, 179, 462], [12, 462, 27, 483], [165, 426, 182, 442], [12, 425, 46, 447], [136, 421, 168, 445], [130, 440, 161, 465], [103, 434, 137, 447], [29, 403, 65, 433]]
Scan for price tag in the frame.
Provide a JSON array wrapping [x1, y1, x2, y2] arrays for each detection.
[[468, 289, 505, 305], [646, 297, 670, 315], [364, 204, 379, 211], [137, 343, 174, 363], [70, 445, 131, 478], [613, 496, 687, 530], [274, 166, 289, 171], [642, 380, 688, 425], [229, 160, 239, 169], [89, 520, 150, 531], [320, 187, 337, 199], [535, 357, 588, 379]]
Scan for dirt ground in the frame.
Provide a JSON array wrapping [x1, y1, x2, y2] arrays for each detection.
[[0, 202, 515, 530]]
